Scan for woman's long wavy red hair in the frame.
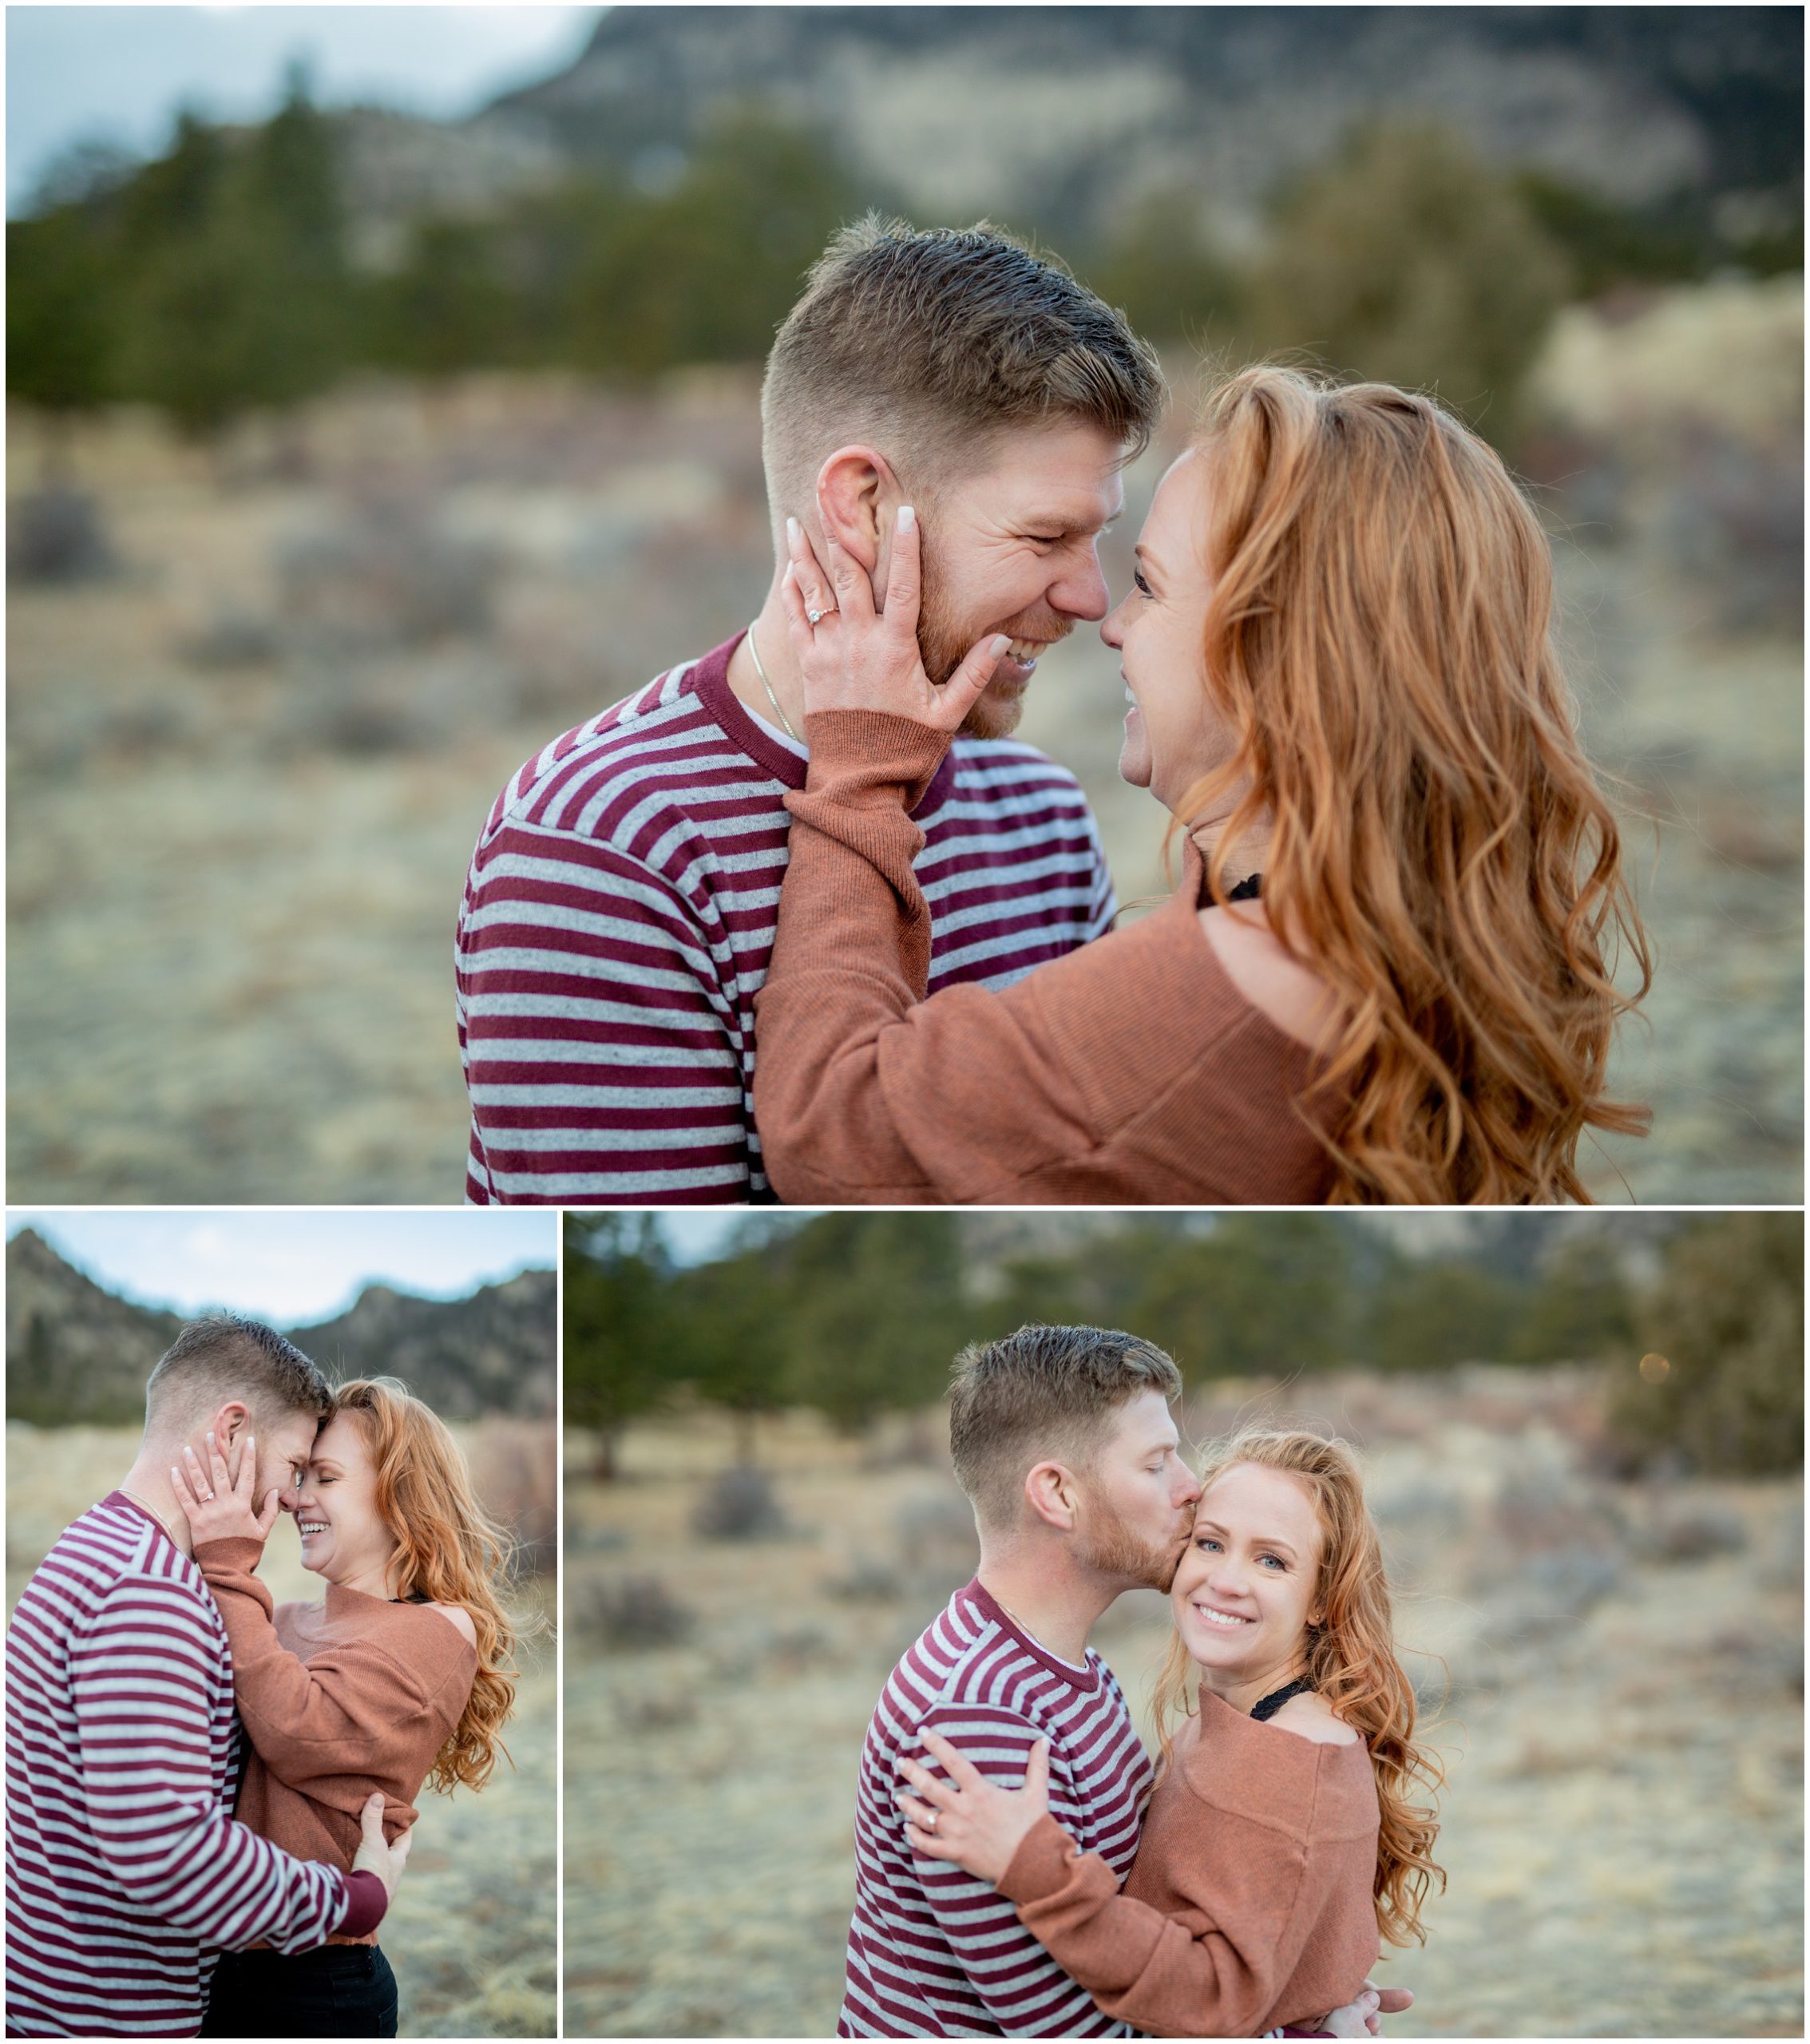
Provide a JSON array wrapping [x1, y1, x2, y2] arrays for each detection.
[[332, 1377, 519, 1794], [1151, 1428, 1445, 1947], [1181, 364, 1650, 1202]]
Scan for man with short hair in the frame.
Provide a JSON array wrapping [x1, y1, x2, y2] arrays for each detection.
[[839, 1326, 1404, 2039], [457, 216, 1166, 1202], [840, 1324, 1197, 2036], [5, 1316, 410, 2038]]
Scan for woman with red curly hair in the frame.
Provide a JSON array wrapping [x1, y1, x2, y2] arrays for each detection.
[[894, 1428, 1444, 2038], [172, 1377, 521, 2038], [755, 363, 1650, 1204]]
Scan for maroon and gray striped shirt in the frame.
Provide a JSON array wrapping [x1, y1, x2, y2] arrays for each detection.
[[456, 632, 1116, 1203], [5, 1495, 381, 2038], [840, 1578, 1151, 2038]]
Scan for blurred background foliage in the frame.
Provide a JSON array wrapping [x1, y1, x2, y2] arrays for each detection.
[[10, 83, 866, 436], [565, 1210, 1803, 1480], [10, 58, 1802, 447]]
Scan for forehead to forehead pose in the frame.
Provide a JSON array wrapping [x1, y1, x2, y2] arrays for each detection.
[[4, 1317, 414, 2038], [173, 1374, 521, 2039], [455, 215, 1162, 1206], [897, 1428, 1444, 2038], [755, 361, 1654, 1207]]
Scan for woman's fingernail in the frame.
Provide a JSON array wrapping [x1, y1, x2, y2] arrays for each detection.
[[786, 515, 801, 545], [992, 636, 1012, 656], [897, 505, 914, 530]]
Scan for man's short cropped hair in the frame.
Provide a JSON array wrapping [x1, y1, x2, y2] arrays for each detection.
[[949, 1323, 1183, 1530], [760, 216, 1166, 533], [144, 1315, 334, 1435]]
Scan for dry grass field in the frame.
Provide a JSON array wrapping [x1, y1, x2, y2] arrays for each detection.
[[4, 1424, 556, 2040], [7, 278, 1802, 1202], [564, 1376, 1803, 2038]]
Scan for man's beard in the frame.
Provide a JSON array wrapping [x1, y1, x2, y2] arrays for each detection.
[[915, 536, 1040, 742], [1075, 1495, 1192, 1593]]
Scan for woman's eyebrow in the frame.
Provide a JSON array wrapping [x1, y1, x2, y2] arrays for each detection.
[[307, 1460, 344, 1476], [1194, 1516, 1299, 1558]]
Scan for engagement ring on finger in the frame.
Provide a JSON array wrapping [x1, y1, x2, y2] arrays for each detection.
[[807, 606, 825, 627], [923, 1811, 937, 1832]]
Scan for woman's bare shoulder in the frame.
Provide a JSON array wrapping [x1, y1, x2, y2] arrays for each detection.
[[424, 1602, 478, 1650], [1196, 905, 1341, 1054], [1267, 1691, 1361, 1745]]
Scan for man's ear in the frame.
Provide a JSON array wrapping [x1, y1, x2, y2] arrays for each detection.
[[209, 1400, 251, 1448], [1024, 1458, 1083, 1534], [815, 444, 901, 574]]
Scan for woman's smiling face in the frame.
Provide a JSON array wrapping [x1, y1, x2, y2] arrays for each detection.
[[1170, 1460, 1325, 1683], [1100, 446, 1240, 816], [293, 1411, 398, 1588]]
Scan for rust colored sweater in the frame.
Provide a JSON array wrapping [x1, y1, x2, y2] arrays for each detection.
[[996, 1689, 1381, 2038], [196, 1538, 477, 1947], [752, 711, 1338, 1205]]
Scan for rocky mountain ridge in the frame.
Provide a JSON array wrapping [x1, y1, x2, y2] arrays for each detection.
[[5, 1228, 554, 1424], [294, 10, 1803, 263], [479, 6, 1799, 244]]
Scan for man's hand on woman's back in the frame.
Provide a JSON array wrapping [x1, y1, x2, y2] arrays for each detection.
[[351, 1792, 412, 1900], [1311, 1983, 1415, 2036]]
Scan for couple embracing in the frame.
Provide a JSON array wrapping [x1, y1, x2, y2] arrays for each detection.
[[842, 1324, 1441, 2038], [6, 1316, 518, 2038], [459, 216, 1649, 1210]]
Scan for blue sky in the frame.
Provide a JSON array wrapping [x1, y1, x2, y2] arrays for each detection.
[[656, 1213, 754, 1266], [7, 1210, 557, 1321], [7, 6, 598, 215]]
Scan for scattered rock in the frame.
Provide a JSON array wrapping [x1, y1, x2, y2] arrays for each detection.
[[1643, 1499, 1749, 1563], [824, 1554, 905, 1602], [691, 1465, 790, 1542], [180, 607, 281, 669], [276, 499, 502, 649], [579, 1574, 695, 1649], [9, 487, 117, 584]]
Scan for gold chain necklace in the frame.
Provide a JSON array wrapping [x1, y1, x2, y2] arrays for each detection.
[[120, 1485, 186, 1547], [745, 624, 802, 743], [992, 1590, 1079, 1666]]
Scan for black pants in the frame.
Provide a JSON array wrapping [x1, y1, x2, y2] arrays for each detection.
[[201, 1944, 398, 2038]]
